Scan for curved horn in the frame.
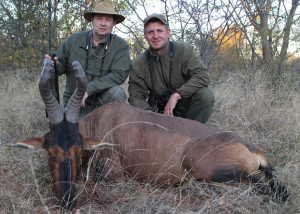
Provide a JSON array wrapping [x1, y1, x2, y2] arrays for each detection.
[[39, 60, 63, 124], [65, 61, 87, 123]]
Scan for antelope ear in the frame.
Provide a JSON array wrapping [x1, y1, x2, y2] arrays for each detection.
[[82, 137, 116, 151], [7, 137, 45, 149]]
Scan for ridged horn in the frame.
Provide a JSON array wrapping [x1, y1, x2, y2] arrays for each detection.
[[39, 59, 63, 124], [65, 61, 87, 123]]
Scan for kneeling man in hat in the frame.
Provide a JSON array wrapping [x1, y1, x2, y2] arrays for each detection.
[[45, 0, 130, 116]]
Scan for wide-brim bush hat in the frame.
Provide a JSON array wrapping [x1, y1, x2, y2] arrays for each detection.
[[84, 0, 125, 24]]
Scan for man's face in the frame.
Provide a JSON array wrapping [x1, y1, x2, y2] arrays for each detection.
[[92, 14, 116, 40], [144, 21, 170, 55]]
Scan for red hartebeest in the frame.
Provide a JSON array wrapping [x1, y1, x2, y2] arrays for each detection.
[[13, 60, 288, 211]]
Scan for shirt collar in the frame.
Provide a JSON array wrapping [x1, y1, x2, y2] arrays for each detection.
[[91, 34, 112, 48]]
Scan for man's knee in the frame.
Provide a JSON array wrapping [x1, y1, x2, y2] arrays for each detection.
[[105, 86, 126, 102], [187, 87, 214, 123], [192, 87, 214, 108]]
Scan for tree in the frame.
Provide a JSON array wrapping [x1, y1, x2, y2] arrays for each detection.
[[121, 0, 236, 69], [0, 0, 136, 71], [0, 0, 49, 70], [225, 0, 300, 79]]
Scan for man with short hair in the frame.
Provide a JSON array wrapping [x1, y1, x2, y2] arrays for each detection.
[[45, 0, 130, 116], [128, 14, 214, 123]]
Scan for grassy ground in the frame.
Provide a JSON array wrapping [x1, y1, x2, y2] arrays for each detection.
[[0, 69, 299, 213]]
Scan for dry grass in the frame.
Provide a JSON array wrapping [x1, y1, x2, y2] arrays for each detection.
[[0, 69, 299, 213]]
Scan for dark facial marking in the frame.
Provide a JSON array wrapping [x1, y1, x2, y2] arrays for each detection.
[[43, 116, 83, 210]]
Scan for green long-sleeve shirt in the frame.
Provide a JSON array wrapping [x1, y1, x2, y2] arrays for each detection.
[[128, 41, 210, 110], [56, 31, 130, 108]]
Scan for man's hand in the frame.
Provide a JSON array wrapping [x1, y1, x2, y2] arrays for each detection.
[[164, 92, 182, 116], [81, 92, 88, 107], [45, 54, 59, 66]]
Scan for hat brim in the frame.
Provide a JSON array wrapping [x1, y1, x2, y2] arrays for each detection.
[[144, 16, 168, 26], [84, 11, 125, 24]]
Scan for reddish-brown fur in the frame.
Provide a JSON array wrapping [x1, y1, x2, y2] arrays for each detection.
[[79, 102, 267, 186], [47, 145, 82, 200], [14, 60, 288, 210]]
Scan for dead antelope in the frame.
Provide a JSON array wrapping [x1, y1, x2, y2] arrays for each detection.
[[13, 60, 288, 211]]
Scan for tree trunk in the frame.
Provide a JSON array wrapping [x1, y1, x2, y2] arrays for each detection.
[[275, 0, 300, 78]]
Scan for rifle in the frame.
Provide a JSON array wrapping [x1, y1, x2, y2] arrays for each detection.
[[45, 0, 60, 118]]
